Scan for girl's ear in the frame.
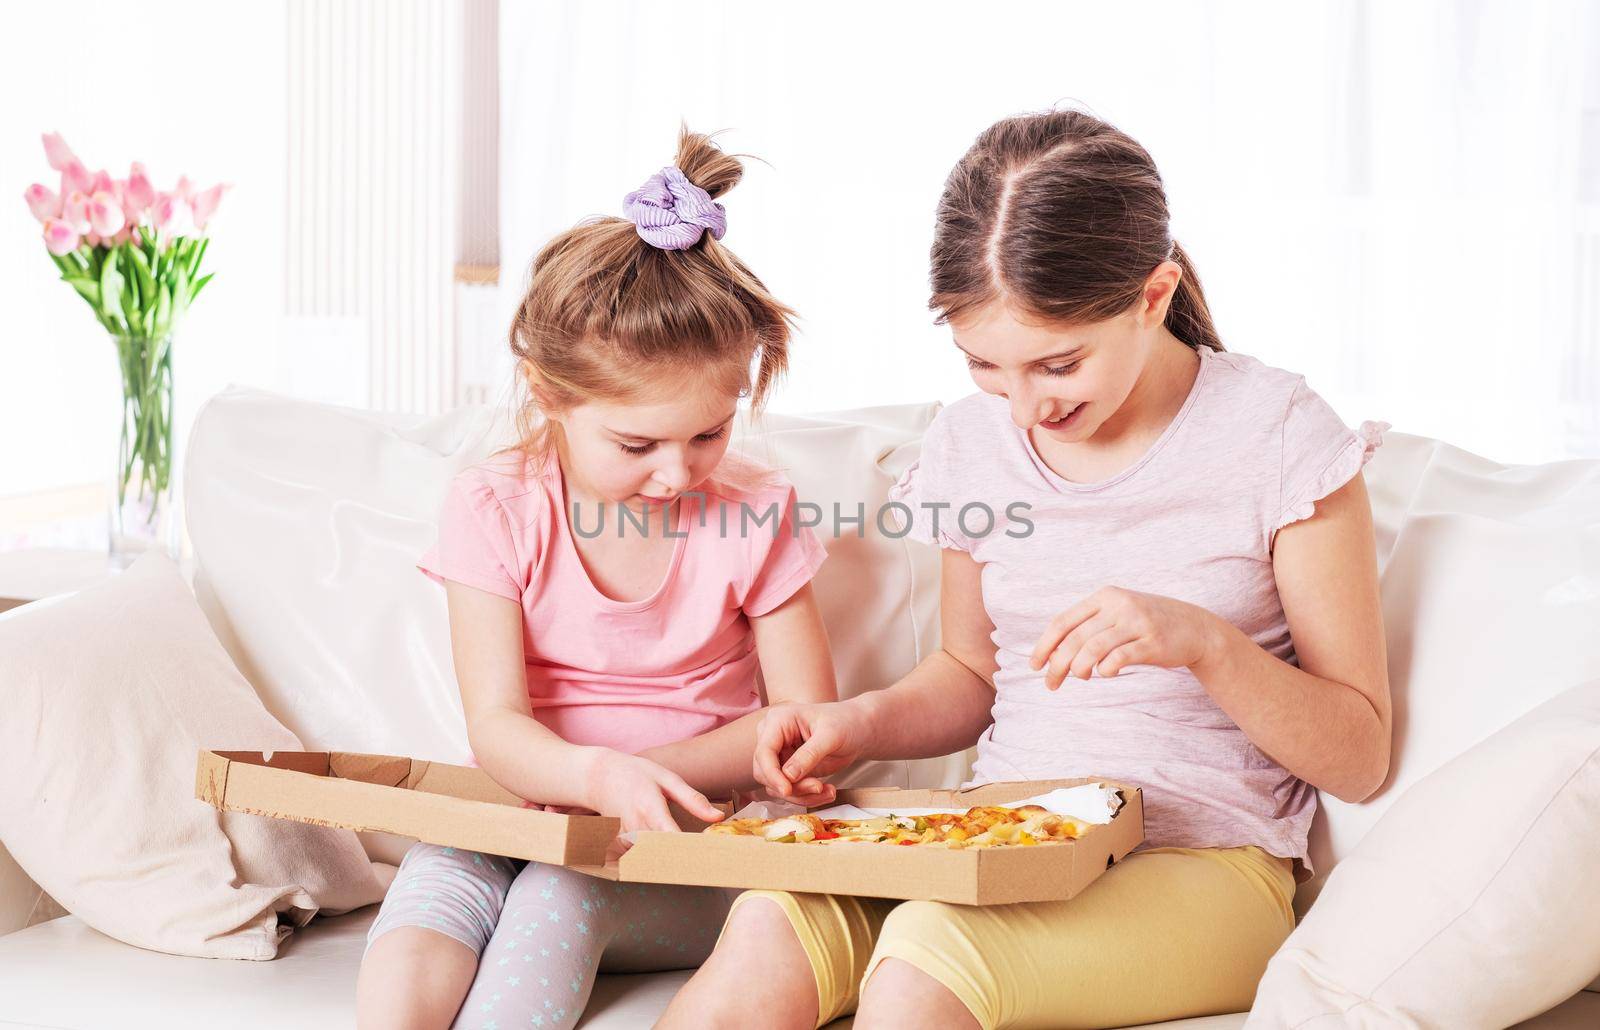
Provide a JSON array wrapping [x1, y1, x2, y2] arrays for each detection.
[[1137, 260, 1183, 328]]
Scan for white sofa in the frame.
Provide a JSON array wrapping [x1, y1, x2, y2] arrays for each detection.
[[2, 388, 1598, 1029]]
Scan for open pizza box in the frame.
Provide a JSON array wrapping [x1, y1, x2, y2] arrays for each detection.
[[196, 750, 1144, 905]]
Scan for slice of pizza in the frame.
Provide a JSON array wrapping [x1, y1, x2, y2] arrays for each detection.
[[705, 813, 834, 843]]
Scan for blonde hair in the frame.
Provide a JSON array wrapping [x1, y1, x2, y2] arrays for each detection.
[[498, 127, 796, 467]]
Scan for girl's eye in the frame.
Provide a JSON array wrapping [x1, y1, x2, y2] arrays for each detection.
[[617, 426, 729, 456], [964, 357, 995, 372], [1041, 361, 1081, 377]]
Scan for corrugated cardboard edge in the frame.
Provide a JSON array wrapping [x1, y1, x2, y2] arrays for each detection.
[[194, 749, 618, 866]]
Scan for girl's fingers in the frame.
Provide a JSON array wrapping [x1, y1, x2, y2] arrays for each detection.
[[1070, 626, 1139, 680], [637, 792, 679, 833], [787, 783, 836, 807], [780, 728, 839, 784], [784, 777, 835, 806], [753, 717, 798, 796], [1030, 598, 1100, 670], [1050, 616, 1105, 679], [1096, 641, 1143, 677], [658, 771, 723, 824], [1043, 652, 1068, 690], [1045, 643, 1077, 690], [1046, 615, 1112, 686]]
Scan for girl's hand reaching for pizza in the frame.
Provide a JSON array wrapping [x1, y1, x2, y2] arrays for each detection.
[[752, 701, 870, 805], [1030, 586, 1226, 690], [578, 747, 725, 833]]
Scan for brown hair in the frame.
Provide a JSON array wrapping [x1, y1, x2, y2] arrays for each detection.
[[929, 109, 1223, 353], [499, 127, 796, 463]]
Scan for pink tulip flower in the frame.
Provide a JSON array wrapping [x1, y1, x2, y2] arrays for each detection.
[[59, 159, 94, 198], [42, 217, 80, 256], [150, 192, 194, 238], [123, 162, 157, 219], [23, 184, 59, 222], [173, 175, 195, 203], [61, 191, 92, 234], [41, 132, 79, 172], [88, 190, 125, 237], [190, 182, 229, 230]]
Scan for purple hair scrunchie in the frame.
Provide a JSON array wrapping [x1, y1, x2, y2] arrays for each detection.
[[622, 165, 728, 251]]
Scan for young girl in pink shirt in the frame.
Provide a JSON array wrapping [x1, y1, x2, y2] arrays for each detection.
[[356, 129, 838, 1029], [666, 110, 1393, 1029]]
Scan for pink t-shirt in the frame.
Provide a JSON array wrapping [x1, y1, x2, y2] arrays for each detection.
[[889, 346, 1388, 874], [418, 451, 828, 755]]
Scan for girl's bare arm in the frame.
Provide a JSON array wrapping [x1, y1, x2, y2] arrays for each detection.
[[638, 583, 837, 798]]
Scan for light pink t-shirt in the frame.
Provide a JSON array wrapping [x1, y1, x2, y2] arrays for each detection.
[[889, 346, 1388, 874], [418, 451, 828, 755]]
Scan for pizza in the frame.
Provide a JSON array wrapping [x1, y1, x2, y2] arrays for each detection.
[[703, 804, 1088, 849]]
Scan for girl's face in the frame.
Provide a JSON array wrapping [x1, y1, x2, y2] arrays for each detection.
[[950, 262, 1181, 441], [553, 374, 740, 510]]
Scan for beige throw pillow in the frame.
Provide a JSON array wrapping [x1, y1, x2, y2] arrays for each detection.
[[1247, 679, 1600, 1028], [0, 553, 383, 959]]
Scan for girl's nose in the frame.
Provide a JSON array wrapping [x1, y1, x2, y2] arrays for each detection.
[[1007, 388, 1048, 430], [654, 456, 693, 493]]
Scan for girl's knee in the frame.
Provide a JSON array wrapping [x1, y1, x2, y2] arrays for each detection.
[[357, 927, 478, 1029], [725, 893, 802, 942], [666, 899, 816, 1030], [876, 898, 963, 946], [371, 844, 519, 957], [709, 895, 815, 985]]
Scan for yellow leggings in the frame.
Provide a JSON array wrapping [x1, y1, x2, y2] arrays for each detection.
[[724, 845, 1296, 1030]]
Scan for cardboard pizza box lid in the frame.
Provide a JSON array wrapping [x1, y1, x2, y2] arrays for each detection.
[[195, 749, 619, 866]]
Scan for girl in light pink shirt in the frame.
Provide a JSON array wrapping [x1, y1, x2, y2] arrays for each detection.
[[668, 111, 1393, 1029], [357, 129, 837, 1029]]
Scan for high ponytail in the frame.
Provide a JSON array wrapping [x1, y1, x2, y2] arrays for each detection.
[[672, 125, 744, 200], [930, 109, 1225, 353], [500, 125, 796, 463]]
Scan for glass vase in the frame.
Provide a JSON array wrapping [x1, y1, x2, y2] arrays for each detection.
[[108, 332, 180, 564]]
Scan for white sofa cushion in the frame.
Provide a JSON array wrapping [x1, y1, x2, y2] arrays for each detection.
[[182, 390, 959, 803], [0, 553, 384, 959], [1307, 432, 1600, 910], [1247, 679, 1600, 1028]]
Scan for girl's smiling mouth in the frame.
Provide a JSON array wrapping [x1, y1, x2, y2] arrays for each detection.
[[1039, 403, 1086, 431]]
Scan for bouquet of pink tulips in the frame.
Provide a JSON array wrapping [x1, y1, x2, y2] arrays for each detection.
[[24, 132, 226, 339], [22, 132, 228, 556]]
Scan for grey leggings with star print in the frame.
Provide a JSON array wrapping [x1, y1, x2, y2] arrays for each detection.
[[366, 842, 735, 1030]]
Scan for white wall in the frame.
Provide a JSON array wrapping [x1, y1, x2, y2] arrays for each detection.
[[1, 1, 287, 497], [4, 0, 1597, 513], [498, 0, 1600, 464]]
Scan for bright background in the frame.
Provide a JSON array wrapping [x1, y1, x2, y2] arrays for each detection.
[[5, 1, 1599, 525]]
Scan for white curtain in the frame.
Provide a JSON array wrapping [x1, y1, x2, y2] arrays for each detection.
[[499, 0, 1600, 463]]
